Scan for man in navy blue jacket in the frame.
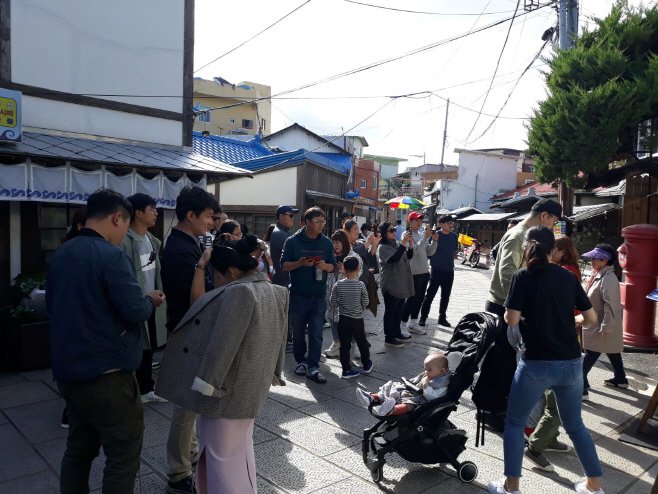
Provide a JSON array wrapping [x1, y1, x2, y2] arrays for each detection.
[[47, 189, 165, 494]]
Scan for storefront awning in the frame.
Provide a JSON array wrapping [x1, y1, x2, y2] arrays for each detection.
[[0, 162, 206, 208]]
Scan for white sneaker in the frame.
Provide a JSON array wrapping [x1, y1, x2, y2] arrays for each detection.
[[574, 480, 604, 494], [324, 341, 340, 357], [141, 391, 168, 403], [355, 388, 373, 407], [408, 319, 427, 335], [400, 327, 412, 338], [352, 343, 361, 359], [488, 478, 520, 494]]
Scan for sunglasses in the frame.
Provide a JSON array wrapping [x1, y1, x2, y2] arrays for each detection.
[[283, 213, 295, 218], [387, 228, 396, 234]]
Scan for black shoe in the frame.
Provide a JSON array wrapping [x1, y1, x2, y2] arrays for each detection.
[[438, 317, 451, 327], [167, 475, 196, 494], [395, 334, 412, 342], [418, 316, 427, 327], [60, 408, 69, 429], [151, 360, 161, 370]]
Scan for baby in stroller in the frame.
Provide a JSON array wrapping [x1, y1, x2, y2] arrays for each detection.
[[356, 352, 451, 416]]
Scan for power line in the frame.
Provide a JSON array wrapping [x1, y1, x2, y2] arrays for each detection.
[[343, 0, 519, 16], [272, 99, 395, 168], [198, 6, 549, 115], [194, 0, 312, 74], [471, 35, 552, 142], [464, 0, 523, 143]]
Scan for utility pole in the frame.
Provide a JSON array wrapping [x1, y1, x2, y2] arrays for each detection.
[[440, 99, 450, 165], [557, 0, 578, 216]]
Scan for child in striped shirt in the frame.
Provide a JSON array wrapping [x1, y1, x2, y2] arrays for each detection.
[[330, 256, 372, 379]]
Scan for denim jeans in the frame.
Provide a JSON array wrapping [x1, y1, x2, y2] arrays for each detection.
[[290, 294, 327, 373], [504, 358, 602, 479]]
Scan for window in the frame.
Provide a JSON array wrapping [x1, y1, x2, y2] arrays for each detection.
[[242, 119, 254, 129], [197, 105, 211, 123], [261, 119, 267, 131], [361, 179, 367, 189], [373, 178, 377, 190], [229, 118, 235, 124], [228, 214, 276, 238]]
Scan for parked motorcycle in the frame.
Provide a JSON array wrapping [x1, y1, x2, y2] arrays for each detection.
[[458, 234, 486, 268]]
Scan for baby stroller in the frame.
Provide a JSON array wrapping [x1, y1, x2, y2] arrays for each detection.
[[361, 311, 500, 484]]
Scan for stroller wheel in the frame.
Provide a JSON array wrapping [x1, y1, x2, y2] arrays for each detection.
[[458, 461, 478, 483], [370, 459, 384, 483]]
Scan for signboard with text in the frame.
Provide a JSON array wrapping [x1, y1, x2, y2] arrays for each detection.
[[0, 88, 21, 142], [553, 221, 566, 238]]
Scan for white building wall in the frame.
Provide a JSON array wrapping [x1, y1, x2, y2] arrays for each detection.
[[22, 98, 183, 146], [219, 166, 297, 206], [441, 152, 517, 211], [11, 0, 185, 146], [266, 129, 341, 153]]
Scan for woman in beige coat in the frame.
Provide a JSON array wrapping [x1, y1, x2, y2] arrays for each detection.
[[156, 235, 289, 494], [581, 243, 628, 400]]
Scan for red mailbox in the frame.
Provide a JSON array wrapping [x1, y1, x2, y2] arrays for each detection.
[[617, 224, 658, 348]]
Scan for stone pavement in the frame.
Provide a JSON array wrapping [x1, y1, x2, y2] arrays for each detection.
[[1, 264, 657, 493]]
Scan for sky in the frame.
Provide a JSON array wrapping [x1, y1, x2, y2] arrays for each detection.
[[193, 0, 643, 171]]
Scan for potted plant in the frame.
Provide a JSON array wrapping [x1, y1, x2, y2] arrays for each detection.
[[0, 271, 51, 372]]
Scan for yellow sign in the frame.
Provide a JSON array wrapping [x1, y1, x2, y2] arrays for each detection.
[[0, 88, 21, 142], [0, 97, 17, 127]]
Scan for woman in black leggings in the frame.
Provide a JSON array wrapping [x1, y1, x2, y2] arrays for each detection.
[[376, 221, 414, 347]]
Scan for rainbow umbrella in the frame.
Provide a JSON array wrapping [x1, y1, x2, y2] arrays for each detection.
[[384, 196, 427, 210]]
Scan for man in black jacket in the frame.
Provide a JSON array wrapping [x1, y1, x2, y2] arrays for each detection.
[[270, 205, 298, 353], [160, 186, 218, 494], [47, 189, 165, 494]]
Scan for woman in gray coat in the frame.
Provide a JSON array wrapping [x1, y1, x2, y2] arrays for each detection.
[[377, 221, 414, 348], [581, 243, 628, 398], [156, 236, 288, 494]]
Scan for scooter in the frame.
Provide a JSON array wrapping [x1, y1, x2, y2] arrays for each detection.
[[460, 238, 485, 268]]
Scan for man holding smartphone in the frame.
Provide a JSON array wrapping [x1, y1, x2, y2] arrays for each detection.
[[400, 212, 438, 336], [282, 207, 336, 384], [419, 214, 459, 328]]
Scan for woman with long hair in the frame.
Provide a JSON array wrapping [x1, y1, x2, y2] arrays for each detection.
[[552, 236, 582, 281], [324, 230, 363, 358], [343, 219, 380, 286], [377, 221, 414, 348], [157, 234, 288, 494], [488, 226, 603, 494], [580, 243, 627, 399]]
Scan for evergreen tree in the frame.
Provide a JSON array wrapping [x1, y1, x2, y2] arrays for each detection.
[[526, 1, 658, 187]]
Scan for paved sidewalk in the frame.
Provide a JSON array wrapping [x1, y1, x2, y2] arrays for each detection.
[[1, 265, 656, 493]]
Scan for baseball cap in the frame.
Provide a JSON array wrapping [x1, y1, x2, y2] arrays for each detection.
[[341, 212, 355, 219], [530, 198, 566, 221], [408, 212, 425, 220], [276, 205, 299, 217]]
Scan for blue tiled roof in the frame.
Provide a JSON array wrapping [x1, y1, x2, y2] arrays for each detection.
[[235, 149, 349, 174], [193, 132, 273, 164], [316, 153, 353, 170]]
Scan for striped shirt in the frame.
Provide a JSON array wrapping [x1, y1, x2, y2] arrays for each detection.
[[330, 278, 369, 319]]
